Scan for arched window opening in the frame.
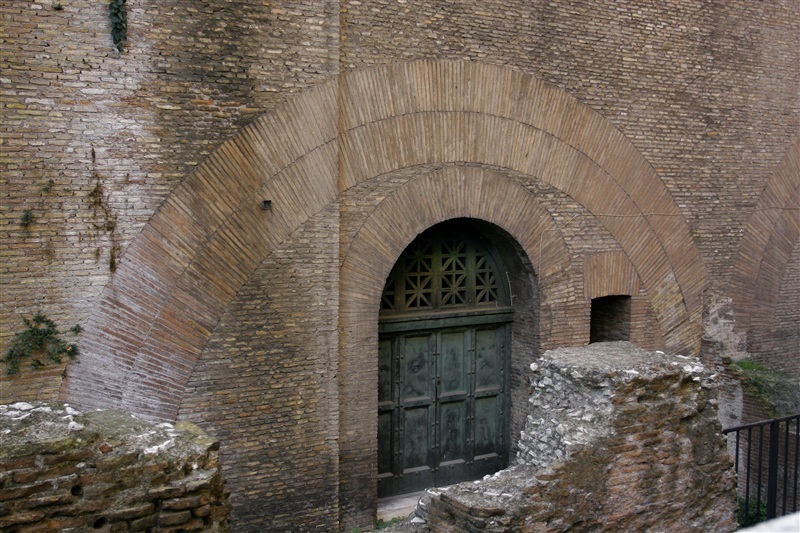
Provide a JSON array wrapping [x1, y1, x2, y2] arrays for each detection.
[[590, 295, 632, 343]]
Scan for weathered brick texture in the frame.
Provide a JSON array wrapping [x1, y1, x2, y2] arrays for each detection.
[[0, 402, 229, 532], [177, 205, 341, 531], [341, 0, 799, 285], [1, 0, 340, 399]]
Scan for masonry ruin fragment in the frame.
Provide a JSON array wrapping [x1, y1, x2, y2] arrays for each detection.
[[0, 402, 230, 532], [426, 342, 737, 532]]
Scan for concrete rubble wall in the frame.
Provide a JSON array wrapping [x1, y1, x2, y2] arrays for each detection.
[[427, 342, 737, 532], [0, 402, 230, 532]]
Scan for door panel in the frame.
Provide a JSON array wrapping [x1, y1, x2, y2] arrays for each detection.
[[402, 335, 433, 402], [378, 338, 394, 404], [377, 411, 393, 476], [473, 328, 505, 477], [473, 394, 503, 478], [474, 396, 500, 457], [439, 400, 467, 464], [437, 329, 471, 485], [395, 403, 434, 493], [402, 407, 432, 471], [475, 328, 501, 392], [378, 323, 509, 497], [377, 338, 395, 493], [439, 331, 467, 398]]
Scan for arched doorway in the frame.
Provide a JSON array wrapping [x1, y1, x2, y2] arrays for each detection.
[[377, 220, 513, 497]]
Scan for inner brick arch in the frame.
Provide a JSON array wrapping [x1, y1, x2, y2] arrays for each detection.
[[338, 166, 575, 338], [337, 165, 576, 526], [63, 59, 705, 428]]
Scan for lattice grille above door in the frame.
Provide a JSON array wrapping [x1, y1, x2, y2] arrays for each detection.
[[381, 230, 506, 314]]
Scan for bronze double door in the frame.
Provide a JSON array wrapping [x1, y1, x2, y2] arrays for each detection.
[[378, 316, 510, 497]]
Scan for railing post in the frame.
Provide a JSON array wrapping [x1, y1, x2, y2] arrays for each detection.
[[767, 419, 780, 520]]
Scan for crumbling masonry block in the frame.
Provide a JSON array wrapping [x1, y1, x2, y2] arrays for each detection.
[[428, 342, 737, 532]]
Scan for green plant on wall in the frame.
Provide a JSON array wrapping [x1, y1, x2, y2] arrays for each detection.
[[376, 517, 402, 530], [109, 0, 127, 52], [4, 315, 82, 375], [19, 209, 34, 236], [737, 496, 768, 527]]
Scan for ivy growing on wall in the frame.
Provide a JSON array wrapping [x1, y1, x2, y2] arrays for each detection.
[[109, 0, 127, 52], [4, 315, 82, 375]]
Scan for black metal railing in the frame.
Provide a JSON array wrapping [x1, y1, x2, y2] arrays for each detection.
[[723, 414, 799, 527]]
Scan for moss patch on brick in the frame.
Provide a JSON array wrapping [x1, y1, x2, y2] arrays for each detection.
[[731, 360, 800, 417]]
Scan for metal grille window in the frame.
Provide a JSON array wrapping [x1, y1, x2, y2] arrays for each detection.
[[381, 234, 503, 314]]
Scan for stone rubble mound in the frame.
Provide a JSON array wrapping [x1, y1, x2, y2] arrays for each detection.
[[422, 342, 737, 532]]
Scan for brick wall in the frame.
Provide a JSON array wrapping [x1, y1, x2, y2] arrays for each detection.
[[730, 142, 800, 371], [177, 205, 341, 531], [771, 243, 800, 372], [1, 0, 340, 398], [1, 1, 798, 531], [340, 0, 799, 286]]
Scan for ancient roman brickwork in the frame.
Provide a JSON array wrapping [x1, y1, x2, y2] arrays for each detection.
[[1, 0, 341, 401], [177, 205, 341, 531], [338, 0, 800, 405], [1, 1, 798, 531], [340, 0, 799, 285], [772, 243, 800, 373], [0, 402, 229, 532], [731, 142, 800, 371]]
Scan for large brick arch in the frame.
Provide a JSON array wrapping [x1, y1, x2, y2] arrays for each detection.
[[63, 60, 705, 422], [730, 138, 800, 359]]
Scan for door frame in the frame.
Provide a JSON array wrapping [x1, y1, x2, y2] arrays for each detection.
[[376, 218, 516, 498]]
